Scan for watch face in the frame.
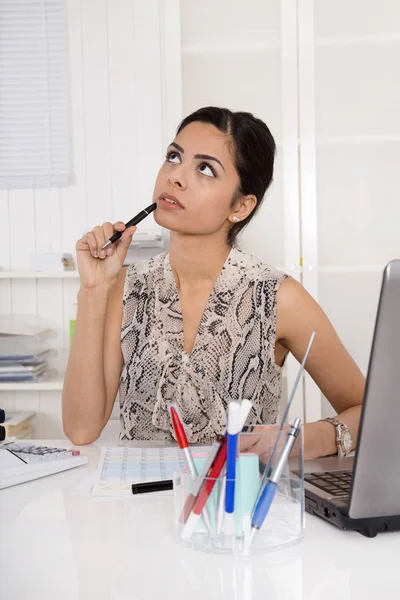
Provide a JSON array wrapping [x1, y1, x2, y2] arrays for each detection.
[[343, 430, 353, 453]]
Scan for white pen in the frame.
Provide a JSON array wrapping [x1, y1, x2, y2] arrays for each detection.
[[218, 399, 253, 535]]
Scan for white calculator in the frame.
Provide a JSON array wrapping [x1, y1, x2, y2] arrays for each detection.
[[0, 442, 88, 489]]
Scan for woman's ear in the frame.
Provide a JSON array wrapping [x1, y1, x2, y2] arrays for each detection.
[[231, 194, 257, 222]]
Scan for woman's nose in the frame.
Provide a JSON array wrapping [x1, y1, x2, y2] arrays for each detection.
[[167, 169, 187, 190]]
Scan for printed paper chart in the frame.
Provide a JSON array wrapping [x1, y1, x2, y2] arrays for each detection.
[[92, 446, 185, 496]]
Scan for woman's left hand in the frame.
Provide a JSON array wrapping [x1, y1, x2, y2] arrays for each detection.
[[239, 424, 301, 463]]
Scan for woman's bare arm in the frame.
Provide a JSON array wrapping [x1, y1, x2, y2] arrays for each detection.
[[275, 277, 365, 459], [62, 269, 127, 445]]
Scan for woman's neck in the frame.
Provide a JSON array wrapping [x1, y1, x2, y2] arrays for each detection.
[[168, 232, 232, 291]]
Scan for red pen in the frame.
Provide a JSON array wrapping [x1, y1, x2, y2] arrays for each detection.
[[180, 434, 224, 523], [168, 403, 212, 534], [181, 438, 227, 539], [168, 404, 197, 479]]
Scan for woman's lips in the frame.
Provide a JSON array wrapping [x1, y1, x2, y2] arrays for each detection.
[[158, 197, 184, 210]]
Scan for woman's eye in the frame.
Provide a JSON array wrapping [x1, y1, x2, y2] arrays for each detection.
[[166, 152, 180, 163], [199, 163, 215, 178]]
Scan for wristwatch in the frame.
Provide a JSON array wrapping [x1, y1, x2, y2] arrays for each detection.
[[320, 417, 353, 458]]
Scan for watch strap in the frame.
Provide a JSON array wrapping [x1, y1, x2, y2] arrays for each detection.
[[320, 417, 350, 457]]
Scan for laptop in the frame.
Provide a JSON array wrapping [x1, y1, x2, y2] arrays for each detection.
[[303, 260, 400, 537]]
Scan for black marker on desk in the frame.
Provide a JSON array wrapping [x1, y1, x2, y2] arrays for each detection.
[[101, 203, 157, 250], [131, 480, 173, 495]]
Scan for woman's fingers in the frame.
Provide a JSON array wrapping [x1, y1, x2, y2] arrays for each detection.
[[84, 232, 98, 258], [113, 221, 126, 231], [77, 220, 133, 261], [102, 222, 118, 256], [91, 226, 107, 259]]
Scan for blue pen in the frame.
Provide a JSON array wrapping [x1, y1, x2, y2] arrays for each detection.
[[256, 330, 316, 499], [223, 401, 242, 534], [250, 417, 301, 542]]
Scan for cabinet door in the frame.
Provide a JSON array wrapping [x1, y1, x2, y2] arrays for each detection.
[[299, 0, 400, 418]]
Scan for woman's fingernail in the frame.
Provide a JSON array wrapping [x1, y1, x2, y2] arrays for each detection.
[[93, 251, 98, 258], [106, 248, 113, 256], [99, 250, 106, 259]]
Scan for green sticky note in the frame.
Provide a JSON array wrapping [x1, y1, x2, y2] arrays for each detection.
[[192, 453, 260, 536], [69, 319, 76, 346]]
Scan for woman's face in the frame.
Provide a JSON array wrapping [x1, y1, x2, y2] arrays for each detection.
[[152, 121, 242, 239]]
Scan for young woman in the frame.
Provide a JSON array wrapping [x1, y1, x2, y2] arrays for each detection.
[[62, 107, 365, 459]]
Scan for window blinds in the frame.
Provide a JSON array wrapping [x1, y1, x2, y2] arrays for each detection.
[[0, 0, 69, 189]]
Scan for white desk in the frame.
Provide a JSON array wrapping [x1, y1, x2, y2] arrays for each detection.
[[0, 440, 398, 600]]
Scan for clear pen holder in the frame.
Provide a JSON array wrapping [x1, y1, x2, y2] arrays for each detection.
[[173, 424, 304, 556]]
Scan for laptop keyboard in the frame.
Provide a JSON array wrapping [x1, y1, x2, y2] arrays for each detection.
[[304, 471, 352, 497]]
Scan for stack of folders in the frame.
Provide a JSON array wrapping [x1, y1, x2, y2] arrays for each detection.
[[0, 411, 36, 440], [123, 232, 165, 266], [0, 315, 58, 382]]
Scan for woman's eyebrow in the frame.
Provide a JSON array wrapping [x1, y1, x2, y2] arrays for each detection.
[[169, 142, 226, 173]]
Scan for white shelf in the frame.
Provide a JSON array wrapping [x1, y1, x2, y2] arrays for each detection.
[[0, 270, 79, 279], [182, 40, 280, 54], [0, 374, 64, 391], [315, 33, 400, 48], [317, 135, 400, 145]]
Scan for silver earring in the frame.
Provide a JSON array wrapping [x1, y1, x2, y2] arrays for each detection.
[[232, 216, 240, 222]]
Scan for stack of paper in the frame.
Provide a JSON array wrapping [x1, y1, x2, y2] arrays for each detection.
[[1, 411, 36, 439], [0, 316, 58, 382]]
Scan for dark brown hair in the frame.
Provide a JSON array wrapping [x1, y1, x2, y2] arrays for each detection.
[[177, 106, 276, 246]]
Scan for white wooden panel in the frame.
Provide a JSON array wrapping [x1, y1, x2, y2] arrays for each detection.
[[0, 191, 11, 313], [240, 152, 285, 266], [37, 279, 64, 359], [8, 191, 38, 321], [0, 191, 9, 269], [81, 0, 112, 229], [0, 393, 15, 412], [132, 0, 163, 208], [314, 0, 400, 42], [297, 0, 321, 422], [316, 143, 400, 267], [280, 0, 304, 424], [160, 0, 183, 147], [0, 281, 11, 315], [8, 190, 35, 269], [106, 0, 139, 225], [13, 392, 42, 438], [0, 190, 13, 407], [39, 392, 65, 439], [315, 42, 400, 138], [62, 0, 88, 253], [182, 50, 282, 140], [180, 0, 280, 47], [34, 188, 63, 254]]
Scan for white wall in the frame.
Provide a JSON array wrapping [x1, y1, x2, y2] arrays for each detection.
[[0, 0, 181, 438], [181, 0, 286, 269]]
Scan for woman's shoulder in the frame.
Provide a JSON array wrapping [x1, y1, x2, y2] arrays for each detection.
[[230, 247, 288, 285]]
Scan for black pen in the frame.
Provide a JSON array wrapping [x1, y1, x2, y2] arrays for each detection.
[[131, 479, 173, 495], [101, 203, 157, 250]]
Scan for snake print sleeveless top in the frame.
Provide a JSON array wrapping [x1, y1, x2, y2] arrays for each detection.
[[119, 247, 288, 443]]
